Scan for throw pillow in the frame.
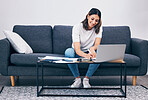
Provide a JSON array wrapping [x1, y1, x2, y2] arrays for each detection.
[[3, 30, 33, 54]]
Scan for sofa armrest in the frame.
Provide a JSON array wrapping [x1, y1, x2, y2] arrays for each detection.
[[131, 38, 148, 75], [0, 38, 10, 75]]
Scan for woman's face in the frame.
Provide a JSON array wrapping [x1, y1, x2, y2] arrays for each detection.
[[87, 14, 100, 29]]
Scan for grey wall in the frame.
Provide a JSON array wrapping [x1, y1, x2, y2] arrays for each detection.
[[0, 0, 148, 40]]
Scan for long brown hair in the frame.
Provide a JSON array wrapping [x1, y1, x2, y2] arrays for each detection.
[[82, 8, 102, 34]]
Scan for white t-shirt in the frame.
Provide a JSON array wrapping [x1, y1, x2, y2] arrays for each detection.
[[72, 23, 103, 52]]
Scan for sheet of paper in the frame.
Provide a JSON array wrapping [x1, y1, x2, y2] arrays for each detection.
[[41, 56, 78, 61], [53, 60, 74, 63]]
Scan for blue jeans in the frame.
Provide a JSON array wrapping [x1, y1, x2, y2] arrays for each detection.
[[65, 48, 100, 78]]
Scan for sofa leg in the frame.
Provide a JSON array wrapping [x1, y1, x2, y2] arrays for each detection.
[[133, 76, 137, 86], [16, 76, 19, 80], [10, 76, 15, 87]]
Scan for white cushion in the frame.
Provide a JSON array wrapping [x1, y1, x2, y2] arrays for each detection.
[[3, 30, 33, 54]]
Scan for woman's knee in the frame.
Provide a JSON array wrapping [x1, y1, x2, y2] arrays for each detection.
[[65, 48, 75, 58]]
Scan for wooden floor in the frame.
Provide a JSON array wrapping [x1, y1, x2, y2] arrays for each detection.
[[0, 75, 148, 90]]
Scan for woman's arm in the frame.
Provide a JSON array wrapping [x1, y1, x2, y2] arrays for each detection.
[[73, 42, 92, 59], [89, 37, 101, 58]]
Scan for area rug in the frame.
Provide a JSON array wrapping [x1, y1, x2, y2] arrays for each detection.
[[0, 85, 148, 100]]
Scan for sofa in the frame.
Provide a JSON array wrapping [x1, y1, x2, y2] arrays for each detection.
[[0, 25, 147, 86]]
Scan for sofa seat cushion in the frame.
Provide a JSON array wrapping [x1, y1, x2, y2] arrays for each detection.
[[123, 54, 140, 67], [100, 54, 140, 68], [11, 53, 65, 66], [11, 53, 140, 69]]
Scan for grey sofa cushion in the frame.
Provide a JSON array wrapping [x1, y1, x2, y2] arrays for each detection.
[[11, 53, 140, 68], [53, 25, 73, 54], [10, 53, 65, 66], [100, 54, 140, 67], [13, 25, 52, 53], [101, 26, 131, 53]]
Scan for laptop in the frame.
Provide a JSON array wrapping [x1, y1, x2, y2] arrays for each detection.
[[93, 44, 126, 62]]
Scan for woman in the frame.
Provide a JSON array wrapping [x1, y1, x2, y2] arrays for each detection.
[[65, 8, 103, 88]]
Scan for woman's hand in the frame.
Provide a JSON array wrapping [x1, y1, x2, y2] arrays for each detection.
[[89, 47, 96, 58], [84, 53, 93, 59]]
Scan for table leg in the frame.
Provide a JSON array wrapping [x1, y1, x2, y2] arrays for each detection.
[[36, 63, 39, 97], [41, 63, 44, 88], [120, 63, 123, 89], [124, 63, 127, 98]]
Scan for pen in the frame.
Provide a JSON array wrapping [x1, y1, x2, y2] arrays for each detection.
[[88, 49, 94, 60], [88, 49, 92, 54], [88, 49, 93, 59]]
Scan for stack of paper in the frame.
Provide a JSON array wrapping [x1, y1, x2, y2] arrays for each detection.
[[40, 56, 78, 62]]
